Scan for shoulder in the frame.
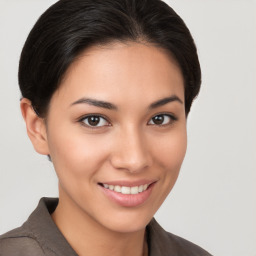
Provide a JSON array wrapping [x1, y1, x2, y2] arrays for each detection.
[[0, 226, 45, 256], [165, 231, 212, 256], [147, 218, 212, 256], [0, 198, 78, 256]]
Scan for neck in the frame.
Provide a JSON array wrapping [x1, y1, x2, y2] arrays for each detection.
[[51, 189, 147, 256]]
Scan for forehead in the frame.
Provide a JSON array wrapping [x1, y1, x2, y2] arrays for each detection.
[[52, 42, 184, 107]]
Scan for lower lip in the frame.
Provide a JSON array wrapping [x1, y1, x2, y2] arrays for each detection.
[[99, 183, 155, 207]]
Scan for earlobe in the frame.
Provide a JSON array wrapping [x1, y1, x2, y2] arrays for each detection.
[[20, 98, 50, 155]]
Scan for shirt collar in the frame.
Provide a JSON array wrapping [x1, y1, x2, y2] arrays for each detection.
[[26, 197, 175, 256], [25, 197, 78, 255]]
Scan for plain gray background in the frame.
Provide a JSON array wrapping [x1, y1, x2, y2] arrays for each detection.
[[0, 0, 255, 255]]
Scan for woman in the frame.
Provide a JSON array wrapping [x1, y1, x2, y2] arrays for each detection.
[[0, 0, 212, 255]]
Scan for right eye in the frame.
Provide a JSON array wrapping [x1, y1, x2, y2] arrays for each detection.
[[80, 115, 110, 128], [148, 113, 177, 126]]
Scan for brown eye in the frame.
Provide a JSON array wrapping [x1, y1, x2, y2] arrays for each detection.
[[152, 115, 164, 125], [82, 115, 109, 127], [148, 114, 176, 126], [88, 116, 100, 126]]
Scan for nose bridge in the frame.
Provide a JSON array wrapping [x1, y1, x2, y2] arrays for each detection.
[[110, 125, 152, 172]]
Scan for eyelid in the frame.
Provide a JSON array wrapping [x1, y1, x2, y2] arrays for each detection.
[[77, 112, 177, 129], [78, 114, 111, 128], [147, 113, 177, 126]]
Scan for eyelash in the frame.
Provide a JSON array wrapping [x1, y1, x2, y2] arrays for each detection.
[[78, 113, 177, 129], [148, 113, 177, 126], [79, 114, 110, 129]]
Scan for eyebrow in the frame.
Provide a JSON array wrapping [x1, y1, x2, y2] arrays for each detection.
[[71, 98, 117, 110], [149, 95, 183, 109], [70, 95, 183, 110]]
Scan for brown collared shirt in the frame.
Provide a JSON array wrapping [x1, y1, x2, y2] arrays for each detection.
[[0, 198, 212, 255]]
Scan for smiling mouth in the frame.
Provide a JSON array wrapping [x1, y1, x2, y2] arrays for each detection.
[[99, 181, 156, 207], [98, 183, 152, 195]]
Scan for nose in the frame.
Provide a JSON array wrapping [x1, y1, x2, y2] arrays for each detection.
[[110, 128, 153, 173]]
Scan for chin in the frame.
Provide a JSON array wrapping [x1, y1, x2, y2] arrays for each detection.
[[94, 208, 155, 234], [103, 219, 149, 234]]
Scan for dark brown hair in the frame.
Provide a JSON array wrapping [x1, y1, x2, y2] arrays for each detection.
[[19, 0, 201, 116]]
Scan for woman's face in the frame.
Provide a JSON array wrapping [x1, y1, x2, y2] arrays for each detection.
[[44, 42, 187, 233]]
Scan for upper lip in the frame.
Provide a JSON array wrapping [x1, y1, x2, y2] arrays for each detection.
[[98, 179, 157, 187]]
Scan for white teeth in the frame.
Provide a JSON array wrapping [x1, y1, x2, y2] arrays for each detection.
[[131, 186, 139, 194], [102, 183, 150, 195], [121, 186, 130, 194], [114, 185, 121, 193]]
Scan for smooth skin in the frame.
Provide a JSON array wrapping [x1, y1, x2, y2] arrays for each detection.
[[21, 42, 187, 256]]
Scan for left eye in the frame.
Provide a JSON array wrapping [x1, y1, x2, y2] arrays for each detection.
[[81, 115, 109, 127], [148, 114, 175, 126]]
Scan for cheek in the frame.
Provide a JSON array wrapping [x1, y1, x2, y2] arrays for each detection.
[[47, 126, 111, 181], [152, 127, 187, 172], [148, 126, 187, 211]]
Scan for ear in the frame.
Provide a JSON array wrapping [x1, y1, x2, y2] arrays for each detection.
[[20, 98, 50, 155]]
